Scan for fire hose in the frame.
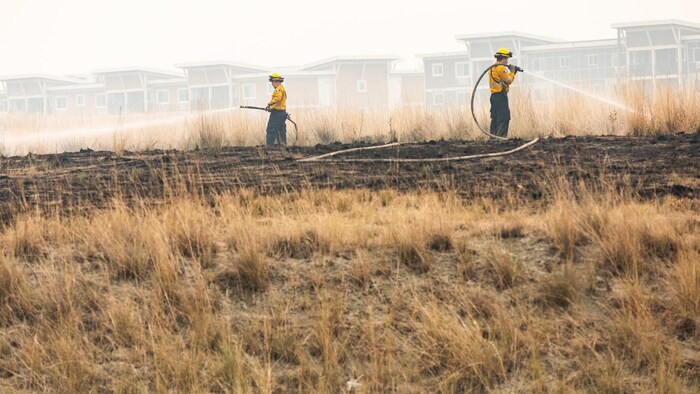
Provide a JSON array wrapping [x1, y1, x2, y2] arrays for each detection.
[[298, 63, 540, 162], [239, 105, 299, 145]]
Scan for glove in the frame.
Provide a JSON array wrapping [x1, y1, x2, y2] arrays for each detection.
[[508, 64, 523, 73]]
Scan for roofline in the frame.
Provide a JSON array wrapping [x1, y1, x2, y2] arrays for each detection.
[[0, 74, 88, 84], [46, 83, 106, 92], [174, 60, 269, 72], [91, 67, 184, 78], [415, 51, 468, 59], [522, 39, 619, 51], [455, 31, 560, 43], [299, 55, 400, 70], [611, 19, 700, 30]]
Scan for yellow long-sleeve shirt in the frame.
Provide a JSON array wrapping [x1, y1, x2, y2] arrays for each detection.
[[268, 84, 287, 110], [488, 64, 516, 94]]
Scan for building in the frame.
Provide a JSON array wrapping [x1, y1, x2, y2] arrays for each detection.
[[0, 75, 94, 114], [417, 52, 470, 107], [296, 55, 400, 109], [444, 19, 700, 109], [521, 39, 620, 99], [91, 67, 185, 114], [2, 19, 698, 115], [612, 20, 700, 88], [389, 68, 424, 107], [175, 61, 269, 110]]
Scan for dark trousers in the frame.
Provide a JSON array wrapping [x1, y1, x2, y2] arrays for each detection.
[[490, 91, 510, 137], [266, 109, 287, 146]]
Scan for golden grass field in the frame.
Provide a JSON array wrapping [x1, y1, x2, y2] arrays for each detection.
[[0, 84, 699, 392]]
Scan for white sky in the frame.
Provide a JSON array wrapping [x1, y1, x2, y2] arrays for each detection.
[[1, 0, 698, 77]]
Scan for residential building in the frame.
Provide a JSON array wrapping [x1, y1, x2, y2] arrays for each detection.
[[612, 20, 700, 88], [92, 67, 184, 114], [389, 69, 424, 107], [0, 75, 92, 114], [297, 55, 399, 109], [417, 52, 470, 107]]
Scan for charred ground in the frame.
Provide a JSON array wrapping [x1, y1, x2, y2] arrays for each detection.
[[0, 132, 697, 217]]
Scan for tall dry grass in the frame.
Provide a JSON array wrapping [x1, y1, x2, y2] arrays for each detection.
[[1, 81, 698, 155], [0, 175, 698, 391]]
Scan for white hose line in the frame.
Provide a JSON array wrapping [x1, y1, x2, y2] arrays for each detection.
[[296, 142, 400, 162], [296, 137, 539, 163]]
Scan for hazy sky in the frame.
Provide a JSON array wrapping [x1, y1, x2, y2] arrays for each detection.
[[1, 0, 698, 77]]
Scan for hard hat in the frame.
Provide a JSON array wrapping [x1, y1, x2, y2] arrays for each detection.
[[269, 72, 284, 82], [494, 48, 513, 58]]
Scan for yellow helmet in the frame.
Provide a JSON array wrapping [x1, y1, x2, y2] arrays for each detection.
[[269, 72, 284, 82], [494, 48, 513, 58]]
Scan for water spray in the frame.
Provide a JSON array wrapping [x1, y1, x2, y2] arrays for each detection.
[[470, 64, 633, 141], [520, 71, 632, 112]]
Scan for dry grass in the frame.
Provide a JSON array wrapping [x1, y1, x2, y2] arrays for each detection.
[[0, 178, 698, 392], [1, 82, 698, 155]]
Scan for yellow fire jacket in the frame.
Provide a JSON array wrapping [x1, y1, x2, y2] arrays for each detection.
[[268, 84, 287, 110], [488, 64, 516, 94]]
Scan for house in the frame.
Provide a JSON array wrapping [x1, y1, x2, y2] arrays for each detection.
[[230, 69, 336, 109], [91, 67, 185, 114], [455, 31, 559, 83], [297, 55, 400, 109], [417, 52, 470, 107], [175, 61, 269, 110], [0, 75, 92, 114], [612, 20, 700, 88]]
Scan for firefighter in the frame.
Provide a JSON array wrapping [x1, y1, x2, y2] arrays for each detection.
[[265, 73, 287, 146], [489, 48, 520, 137]]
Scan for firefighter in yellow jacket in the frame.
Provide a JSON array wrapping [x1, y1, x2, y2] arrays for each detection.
[[489, 48, 521, 137], [265, 73, 287, 145]]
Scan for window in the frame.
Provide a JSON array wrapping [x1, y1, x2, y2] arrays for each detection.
[[357, 79, 367, 93], [157, 90, 169, 104], [588, 55, 598, 67], [694, 48, 700, 63], [432, 63, 444, 77], [76, 95, 85, 107], [0, 100, 6, 112], [432, 92, 444, 106], [560, 56, 570, 68], [55, 96, 67, 110], [455, 62, 469, 85], [95, 94, 106, 108], [178, 88, 189, 103], [242, 84, 256, 100]]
